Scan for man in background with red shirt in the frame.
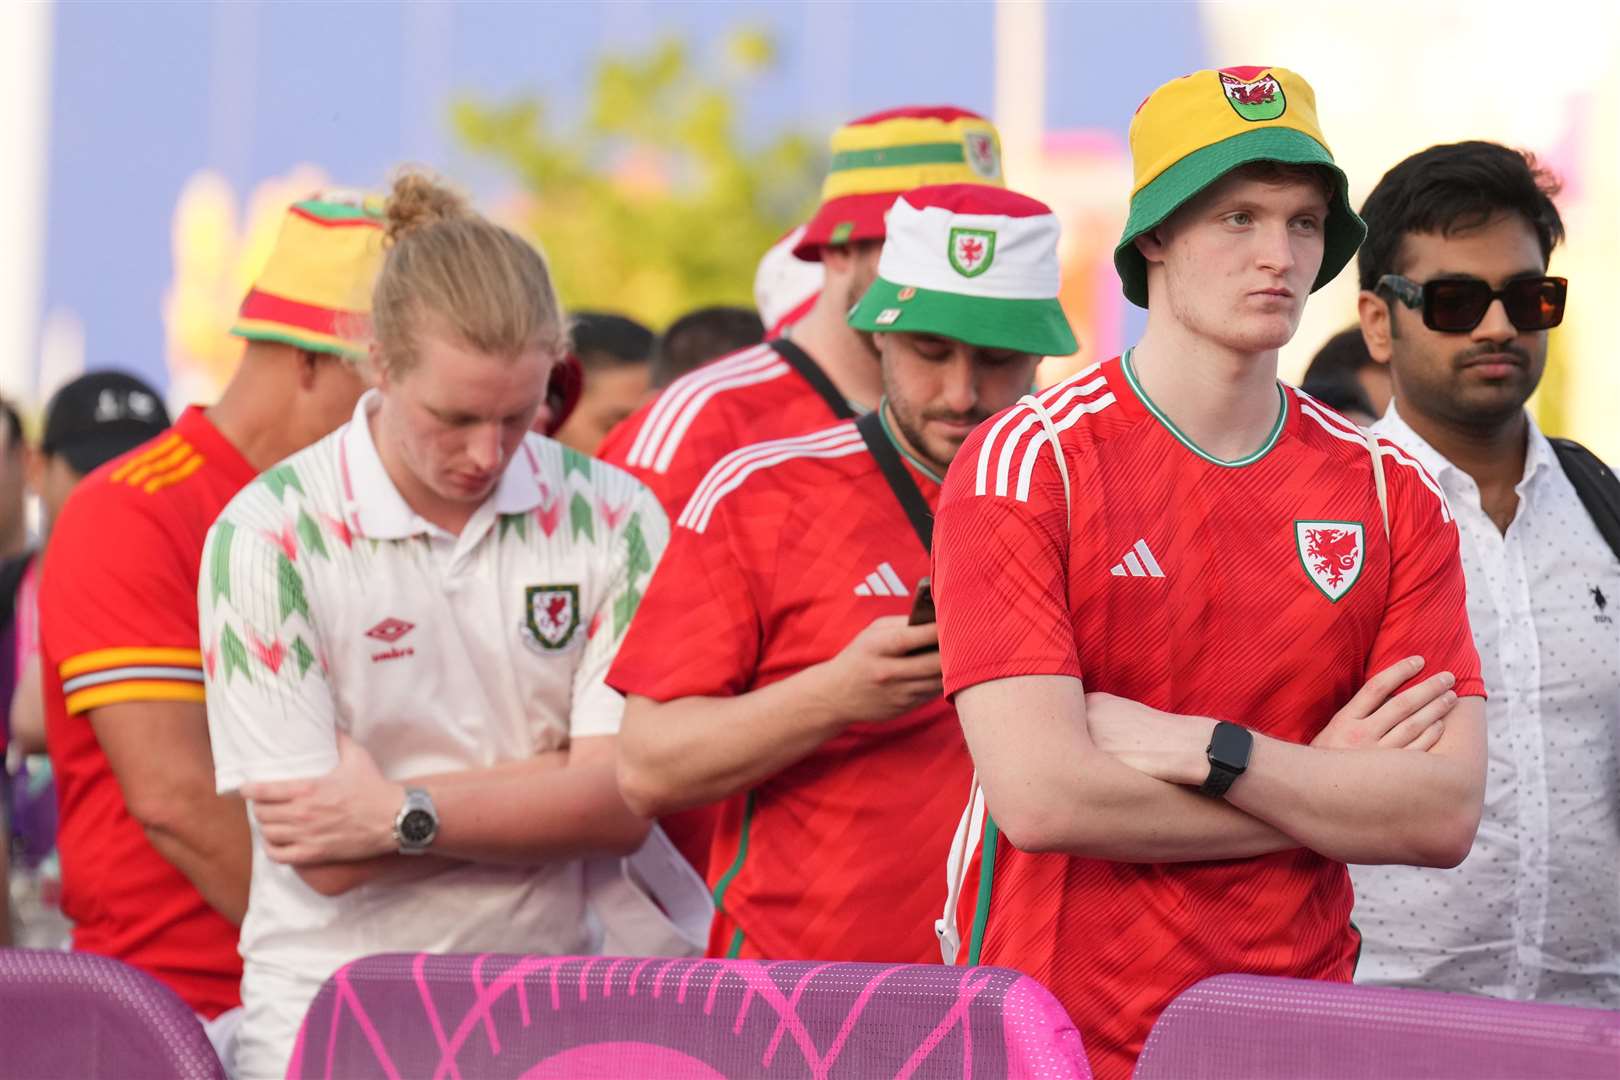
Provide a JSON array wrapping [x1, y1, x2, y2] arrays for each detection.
[[931, 68, 1488, 1079], [598, 105, 1007, 877], [612, 184, 1076, 962], [40, 191, 383, 1051], [597, 105, 1006, 519]]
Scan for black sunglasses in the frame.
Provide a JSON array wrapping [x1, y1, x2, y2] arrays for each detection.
[[1377, 274, 1567, 333]]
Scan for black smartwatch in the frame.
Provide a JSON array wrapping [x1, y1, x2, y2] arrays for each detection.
[[1198, 722, 1253, 798]]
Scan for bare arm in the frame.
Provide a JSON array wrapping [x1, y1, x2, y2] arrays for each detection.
[[959, 674, 1298, 862], [1084, 681, 1485, 868], [1137, 699, 1485, 867], [8, 656, 46, 755], [617, 616, 942, 817], [246, 733, 647, 889], [962, 657, 1466, 864], [90, 700, 251, 924]]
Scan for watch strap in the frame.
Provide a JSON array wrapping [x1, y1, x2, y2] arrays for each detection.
[[1198, 721, 1253, 799], [1198, 761, 1243, 799]]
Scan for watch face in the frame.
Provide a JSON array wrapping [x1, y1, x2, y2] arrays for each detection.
[[1208, 722, 1253, 770], [399, 808, 436, 845]]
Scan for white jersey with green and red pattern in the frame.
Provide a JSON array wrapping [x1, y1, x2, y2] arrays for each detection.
[[198, 390, 667, 1079]]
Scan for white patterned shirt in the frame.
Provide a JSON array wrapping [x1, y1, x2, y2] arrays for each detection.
[[199, 391, 667, 1077], [1351, 404, 1620, 1006]]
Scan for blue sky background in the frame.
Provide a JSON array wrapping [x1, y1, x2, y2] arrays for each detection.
[[44, 1, 1204, 390]]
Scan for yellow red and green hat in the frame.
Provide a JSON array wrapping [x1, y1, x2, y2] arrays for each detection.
[[794, 106, 1005, 261], [848, 184, 1077, 357], [231, 190, 386, 357], [1114, 65, 1367, 308]]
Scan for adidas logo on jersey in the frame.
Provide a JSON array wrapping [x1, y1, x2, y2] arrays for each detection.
[[1109, 539, 1165, 578], [854, 562, 909, 597]]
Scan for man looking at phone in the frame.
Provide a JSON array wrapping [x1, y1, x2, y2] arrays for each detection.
[[609, 185, 1075, 962]]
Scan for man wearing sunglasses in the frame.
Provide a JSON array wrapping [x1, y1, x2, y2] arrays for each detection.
[[1352, 140, 1620, 1007]]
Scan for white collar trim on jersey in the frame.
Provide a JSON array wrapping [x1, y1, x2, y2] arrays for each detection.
[[339, 390, 546, 540]]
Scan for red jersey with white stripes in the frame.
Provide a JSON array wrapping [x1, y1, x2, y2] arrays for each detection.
[[606, 421, 972, 963], [932, 352, 1483, 1080], [597, 339, 856, 876], [596, 340, 854, 520]]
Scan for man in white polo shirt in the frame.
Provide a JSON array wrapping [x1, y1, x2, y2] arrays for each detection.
[[198, 174, 667, 1078]]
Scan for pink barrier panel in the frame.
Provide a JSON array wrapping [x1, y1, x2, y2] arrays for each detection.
[[1134, 973, 1620, 1079], [287, 954, 1090, 1079], [0, 947, 225, 1079]]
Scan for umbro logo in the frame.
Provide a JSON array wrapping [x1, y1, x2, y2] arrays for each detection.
[[366, 618, 415, 643], [854, 562, 909, 597], [366, 617, 417, 662], [1108, 539, 1165, 578]]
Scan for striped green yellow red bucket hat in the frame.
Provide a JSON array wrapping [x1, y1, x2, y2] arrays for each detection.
[[848, 184, 1077, 357], [794, 106, 1005, 261], [1114, 66, 1366, 308], [231, 190, 386, 357]]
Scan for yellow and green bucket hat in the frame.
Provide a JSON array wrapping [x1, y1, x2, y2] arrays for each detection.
[[1114, 66, 1366, 308]]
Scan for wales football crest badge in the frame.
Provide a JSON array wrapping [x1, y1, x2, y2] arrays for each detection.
[[948, 227, 996, 278], [964, 130, 1001, 180], [1219, 68, 1287, 122], [1296, 521, 1365, 602], [523, 584, 580, 651]]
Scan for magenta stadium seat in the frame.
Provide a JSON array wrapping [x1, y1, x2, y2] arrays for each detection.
[[0, 947, 225, 1079], [287, 954, 1089, 1079], [1134, 973, 1620, 1079]]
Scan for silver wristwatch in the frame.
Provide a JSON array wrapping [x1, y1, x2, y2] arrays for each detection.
[[392, 787, 439, 854]]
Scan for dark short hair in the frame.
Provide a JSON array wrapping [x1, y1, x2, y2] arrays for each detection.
[[1357, 141, 1564, 292], [1301, 376, 1375, 420], [569, 311, 654, 372], [0, 398, 22, 449], [652, 306, 765, 389], [1303, 327, 1377, 385]]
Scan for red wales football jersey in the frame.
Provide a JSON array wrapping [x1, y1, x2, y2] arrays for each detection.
[[597, 340, 856, 519], [932, 354, 1483, 1080], [606, 421, 971, 962], [597, 339, 858, 876], [41, 407, 257, 1017]]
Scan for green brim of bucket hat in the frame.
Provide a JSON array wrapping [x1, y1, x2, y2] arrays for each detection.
[[1113, 127, 1367, 309], [849, 277, 1079, 357]]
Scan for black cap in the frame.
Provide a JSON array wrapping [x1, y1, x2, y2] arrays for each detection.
[[41, 371, 172, 476]]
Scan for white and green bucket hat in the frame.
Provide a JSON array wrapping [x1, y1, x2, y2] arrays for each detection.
[[848, 184, 1078, 356]]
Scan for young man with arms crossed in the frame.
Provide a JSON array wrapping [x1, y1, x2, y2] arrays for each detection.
[[598, 105, 1007, 874], [931, 67, 1488, 1079], [1351, 140, 1620, 1006], [39, 192, 382, 1050], [612, 184, 1074, 962], [199, 174, 664, 1079]]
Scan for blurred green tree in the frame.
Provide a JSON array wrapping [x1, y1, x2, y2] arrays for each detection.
[[452, 30, 820, 329]]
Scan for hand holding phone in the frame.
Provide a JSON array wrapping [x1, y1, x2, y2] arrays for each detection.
[[907, 578, 936, 626]]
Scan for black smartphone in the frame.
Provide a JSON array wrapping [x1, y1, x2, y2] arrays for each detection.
[[907, 577, 936, 627]]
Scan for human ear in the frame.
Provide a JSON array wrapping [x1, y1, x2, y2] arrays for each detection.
[[1134, 227, 1169, 267], [1356, 291, 1394, 365]]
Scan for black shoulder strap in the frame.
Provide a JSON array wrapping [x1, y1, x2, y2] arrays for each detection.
[[855, 410, 933, 553], [1550, 437, 1620, 563], [770, 339, 857, 422]]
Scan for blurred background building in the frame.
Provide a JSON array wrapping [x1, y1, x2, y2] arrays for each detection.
[[1, 0, 1615, 456]]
